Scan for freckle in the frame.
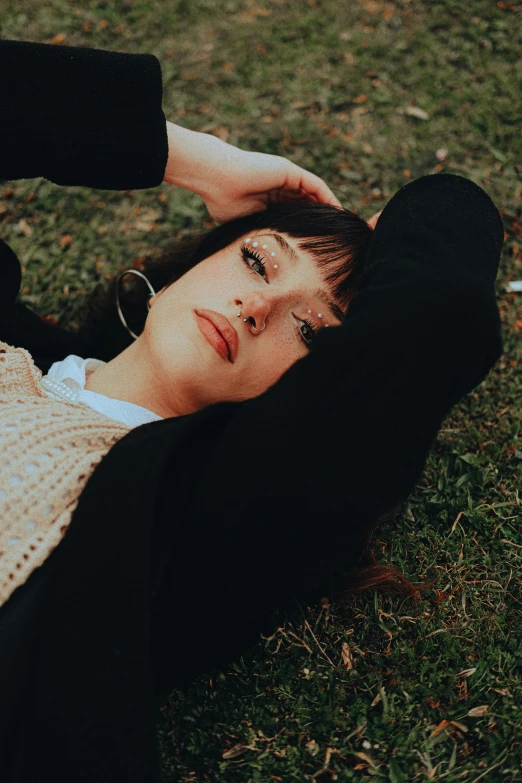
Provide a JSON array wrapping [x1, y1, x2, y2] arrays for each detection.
[[270, 252, 276, 257], [253, 241, 259, 247], [318, 313, 323, 318], [262, 244, 268, 249]]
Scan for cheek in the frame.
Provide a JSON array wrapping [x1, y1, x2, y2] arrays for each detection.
[[241, 337, 300, 397]]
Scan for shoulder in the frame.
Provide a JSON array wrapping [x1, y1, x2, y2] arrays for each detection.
[[0, 341, 43, 400]]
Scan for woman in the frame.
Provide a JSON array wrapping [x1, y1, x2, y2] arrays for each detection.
[[0, 39, 503, 782]]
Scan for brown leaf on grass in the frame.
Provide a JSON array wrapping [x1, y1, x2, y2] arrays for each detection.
[[370, 691, 382, 707], [82, 20, 92, 33], [98, 19, 109, 31], [429, 719, 468, 739], [236, 6, 271, 22], [179, 70, 200, 81], [352, 94, 368, 104], [60, 234, 72, 249], [404, 106, 430, 120], [50, 34, 66, 45], [467, 705, 489, 717], [341, 642, 354, 670], [17, 219, 32, 237], [354, 752, 377, 769], [222, 742, 259, 759]]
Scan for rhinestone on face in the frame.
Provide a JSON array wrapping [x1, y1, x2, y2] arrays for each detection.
[[262, 244, 267, 249], [318, 313, 323, 318], [273, 264, 278, 269], [253, 241, 259, 247], [270, 252, 276, 257]]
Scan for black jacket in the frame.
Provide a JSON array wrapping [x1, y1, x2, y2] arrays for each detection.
[[0, 40, 503, 782]]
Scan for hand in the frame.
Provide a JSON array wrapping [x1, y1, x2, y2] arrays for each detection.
[[163, 122, 341, 224]]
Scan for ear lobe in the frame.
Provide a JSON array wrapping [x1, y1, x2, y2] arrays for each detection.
[[148, 286, 166, 307]]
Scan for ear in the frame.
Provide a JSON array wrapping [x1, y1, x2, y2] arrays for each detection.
[[148, 286, 166, 307]]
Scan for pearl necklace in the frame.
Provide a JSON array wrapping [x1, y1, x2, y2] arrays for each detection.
[[39, 376, 81, 404]]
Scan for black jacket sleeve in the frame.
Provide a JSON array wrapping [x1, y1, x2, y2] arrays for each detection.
[[0, 38, 168, 306], [0, 40, 504, 783]]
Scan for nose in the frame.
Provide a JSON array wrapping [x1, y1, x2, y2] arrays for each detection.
[[237, 290, 271, 333]]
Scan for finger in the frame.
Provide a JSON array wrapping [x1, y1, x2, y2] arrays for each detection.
[[276, 188, 318, 205], [284, 163, 342, 209]]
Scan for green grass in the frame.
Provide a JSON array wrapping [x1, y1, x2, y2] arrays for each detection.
[[1, 0, 522, 779]]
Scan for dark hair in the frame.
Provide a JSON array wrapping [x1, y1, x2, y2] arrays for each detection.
[[79, 203, 373, 362]]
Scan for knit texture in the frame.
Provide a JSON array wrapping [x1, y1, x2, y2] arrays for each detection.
[[0, 341, 131, 607]]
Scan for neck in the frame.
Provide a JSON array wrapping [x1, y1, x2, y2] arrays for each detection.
[[85, 339, 179, 419]]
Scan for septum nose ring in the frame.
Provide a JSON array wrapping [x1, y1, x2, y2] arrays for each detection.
[[237, 308, 266, 332]]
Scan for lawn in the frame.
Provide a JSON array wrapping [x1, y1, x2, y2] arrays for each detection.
[[1, 0, 521, 780]]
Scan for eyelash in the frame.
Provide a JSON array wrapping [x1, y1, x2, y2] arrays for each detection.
[[240, 245, 318, 348]]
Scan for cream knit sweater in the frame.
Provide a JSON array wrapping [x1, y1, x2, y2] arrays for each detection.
[[0, 341, 131, 607]]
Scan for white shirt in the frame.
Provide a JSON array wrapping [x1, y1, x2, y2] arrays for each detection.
[[44, 354, 163, 428]]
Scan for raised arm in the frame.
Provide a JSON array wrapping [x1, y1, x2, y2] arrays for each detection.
[[143, 172, 504, 687], [0, 39, 341, 309]]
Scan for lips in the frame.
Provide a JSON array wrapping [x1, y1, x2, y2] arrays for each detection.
[[194, 309, 239, 363]]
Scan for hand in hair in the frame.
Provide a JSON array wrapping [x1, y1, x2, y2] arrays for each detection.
[[163, 121, 342, 223]]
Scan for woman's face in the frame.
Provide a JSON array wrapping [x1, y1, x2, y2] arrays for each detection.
[[142, 231, 345, 416]]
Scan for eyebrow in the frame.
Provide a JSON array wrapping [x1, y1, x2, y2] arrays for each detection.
[[265, 233, 345, 323]]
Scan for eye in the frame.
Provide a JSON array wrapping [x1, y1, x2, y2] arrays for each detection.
[[241, 246, 268, 281], [295, 316, 317, 349]]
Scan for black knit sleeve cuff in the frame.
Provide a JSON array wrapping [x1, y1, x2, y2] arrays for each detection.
[[0, 40, 168, 190]]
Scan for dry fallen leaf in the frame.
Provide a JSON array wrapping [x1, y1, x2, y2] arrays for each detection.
[[222, 743, 252, 760], [60, 234, 72, 249], [467, 705, 489, 717], [404, 105, 430, 120], [50, 34, 66, 45], [341, 642, 354, 670], [371, 691, 382, 707], [17, 218, 32, 237], [354, 751, 377, 769], [429, 719, 468, 739]]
